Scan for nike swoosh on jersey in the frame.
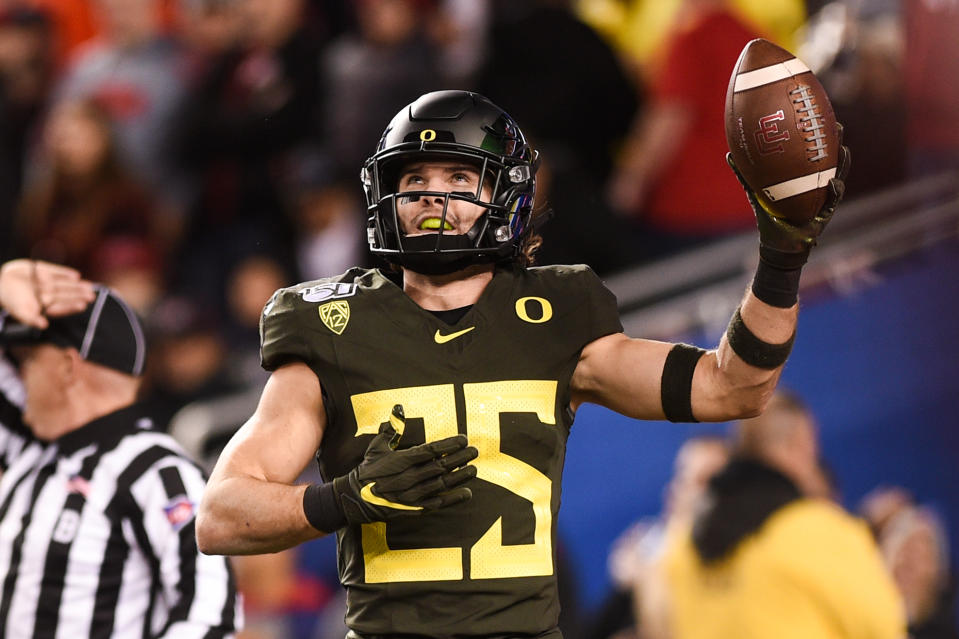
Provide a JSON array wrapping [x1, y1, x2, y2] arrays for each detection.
[[433, 326, 475, 344], [360, 482, 422, 511]]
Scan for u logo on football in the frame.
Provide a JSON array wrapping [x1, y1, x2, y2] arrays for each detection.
[[755, 110, 790, 155], [319, 301, 350, 335], [515, 297, 553, 324]]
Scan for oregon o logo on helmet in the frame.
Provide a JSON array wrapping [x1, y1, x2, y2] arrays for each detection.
[[419, 129, 436, 142], [515, 297, 553, 324]]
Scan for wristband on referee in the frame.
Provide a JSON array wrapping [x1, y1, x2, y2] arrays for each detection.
[[725, 307, 794, 370], [751, 245, 807, 308], [303, 482, 347, 533]]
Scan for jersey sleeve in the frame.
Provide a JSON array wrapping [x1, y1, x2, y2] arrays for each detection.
[[260, 286, 313, 371], [129, 453, 241, 636], [580, 266, 624, 342]]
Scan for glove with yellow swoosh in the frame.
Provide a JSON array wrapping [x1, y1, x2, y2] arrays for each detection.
[[332, 405, 478, 525]]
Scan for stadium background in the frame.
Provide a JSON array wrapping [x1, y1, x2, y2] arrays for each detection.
[[0, 0, 956, 636]]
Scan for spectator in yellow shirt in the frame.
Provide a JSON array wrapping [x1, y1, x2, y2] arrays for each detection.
[[655, 391, 906, 639]]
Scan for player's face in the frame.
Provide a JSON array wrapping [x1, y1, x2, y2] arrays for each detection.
[[395, 161, 491, 236], [10, 344, 71, 441]]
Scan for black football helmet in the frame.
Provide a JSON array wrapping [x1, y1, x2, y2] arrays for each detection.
[[362, 90, 539, 274]]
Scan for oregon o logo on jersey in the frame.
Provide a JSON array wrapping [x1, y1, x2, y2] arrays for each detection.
[[515, 297, 553, 324], [319, 301, 350, 335]]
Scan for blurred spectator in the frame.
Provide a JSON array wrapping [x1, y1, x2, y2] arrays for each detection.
[[815, 6, 907, 198], [428, 0, 491, 86], [478, 0, 638, 185], [174, 0, 320, 313], [140, 294, 240, 431], [860, 485, 915, 539], [16, 99, 162, 271], [21, 0, 97, 66], [903, 0, 959, 178], [588, 435, 729, 639], [231, 547, 336, 639], [88, 235, 167, 314], [860, 488, 959, 639], [224, 253, 289, 386], [475, 0, 640, 273], [165, 253, 288, 470], [283, 152, 369, 281], [607, 0, 758, 262], [848, 16, 907, 193], [657, 391, 905, 639], [319, 0, 447, 179], [0, 6, 55, 261], [577, 0, 804, 79], [52, 0, 191, 223]]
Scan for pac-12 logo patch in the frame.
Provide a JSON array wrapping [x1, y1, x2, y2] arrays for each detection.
[[319, 301, 350, 335], [301, 283, 358, 303], [164, 495, 196, 531]]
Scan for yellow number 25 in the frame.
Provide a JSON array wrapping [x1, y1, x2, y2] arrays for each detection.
[[349, 380, 557, 583]]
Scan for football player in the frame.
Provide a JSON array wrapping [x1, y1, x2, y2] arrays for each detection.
[[197, 90, 849, 638]]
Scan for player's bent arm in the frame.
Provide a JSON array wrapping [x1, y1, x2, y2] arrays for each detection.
[[196, 361, 327, 555], [694, 290, 794, 421], [571, 290, 795, 422], [570, 333, 673, 420]]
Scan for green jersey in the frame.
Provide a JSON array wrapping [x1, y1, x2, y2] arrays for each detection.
[[261, 264, 622, 637]]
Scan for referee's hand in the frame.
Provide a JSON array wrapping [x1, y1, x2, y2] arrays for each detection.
[[0, 260, 95, 329], [332, 405, 477, 525]]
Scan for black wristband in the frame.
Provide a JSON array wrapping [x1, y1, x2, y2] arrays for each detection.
[[661, 343, 706, 423], [725, 308, 794, 370], [303, 482, 347, 533], [751, 245, 807, 308]]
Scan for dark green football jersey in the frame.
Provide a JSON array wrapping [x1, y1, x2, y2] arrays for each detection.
[[260, 264, 622, 637]]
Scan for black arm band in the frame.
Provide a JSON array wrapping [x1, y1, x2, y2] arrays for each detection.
[[303, 482, 347, 533], [661, 343, 706, 423], [725, 308, 795, 369], [751, 246, 806, 308]]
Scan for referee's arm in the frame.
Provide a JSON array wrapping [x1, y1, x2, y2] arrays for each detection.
[[133, 456, 242, 636], [0, 353, 32, 471]]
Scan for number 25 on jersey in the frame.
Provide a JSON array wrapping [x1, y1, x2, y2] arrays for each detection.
[[350, 380, 557, 583]]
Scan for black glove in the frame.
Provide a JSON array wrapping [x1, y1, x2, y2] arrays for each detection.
[[332, 404, 478, 525], [727, 123, 851, 269]]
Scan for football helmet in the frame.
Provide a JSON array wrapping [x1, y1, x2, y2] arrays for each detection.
[[362, 90, 538, 274]]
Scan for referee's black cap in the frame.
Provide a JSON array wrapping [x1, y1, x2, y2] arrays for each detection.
[[0, 285, 147, 376]]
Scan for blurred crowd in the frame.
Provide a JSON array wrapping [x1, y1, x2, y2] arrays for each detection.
[[594, 390, 958, 639], [0, 0, 956, 637]]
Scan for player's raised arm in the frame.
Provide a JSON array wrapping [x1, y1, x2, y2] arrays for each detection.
[[573, 136, 850, 423]]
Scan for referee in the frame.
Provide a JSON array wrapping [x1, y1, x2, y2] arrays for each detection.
[[0, 259, 241, 638]]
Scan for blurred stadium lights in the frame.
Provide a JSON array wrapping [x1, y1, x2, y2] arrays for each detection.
[[607, 170, 959, 341]]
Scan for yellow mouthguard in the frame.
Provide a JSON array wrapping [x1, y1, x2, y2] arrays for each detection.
[[419, 218, 454, 231]]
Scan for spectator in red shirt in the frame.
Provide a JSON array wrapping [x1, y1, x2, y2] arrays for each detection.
[[904, 0, 959, 178], [608, 0, 759, 260]]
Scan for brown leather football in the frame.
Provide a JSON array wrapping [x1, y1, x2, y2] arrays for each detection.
[[725, 38, 840, 224]]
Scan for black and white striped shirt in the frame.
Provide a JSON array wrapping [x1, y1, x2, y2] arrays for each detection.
[[0, 356, 242, 638]]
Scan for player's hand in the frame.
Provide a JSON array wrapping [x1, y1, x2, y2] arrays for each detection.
[[727, 131, 850, 266], [332, 404, 477, 525], [0, 259, 96, 329]]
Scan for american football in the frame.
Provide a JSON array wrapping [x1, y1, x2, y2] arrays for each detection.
[[725, 38, 840, 224]]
